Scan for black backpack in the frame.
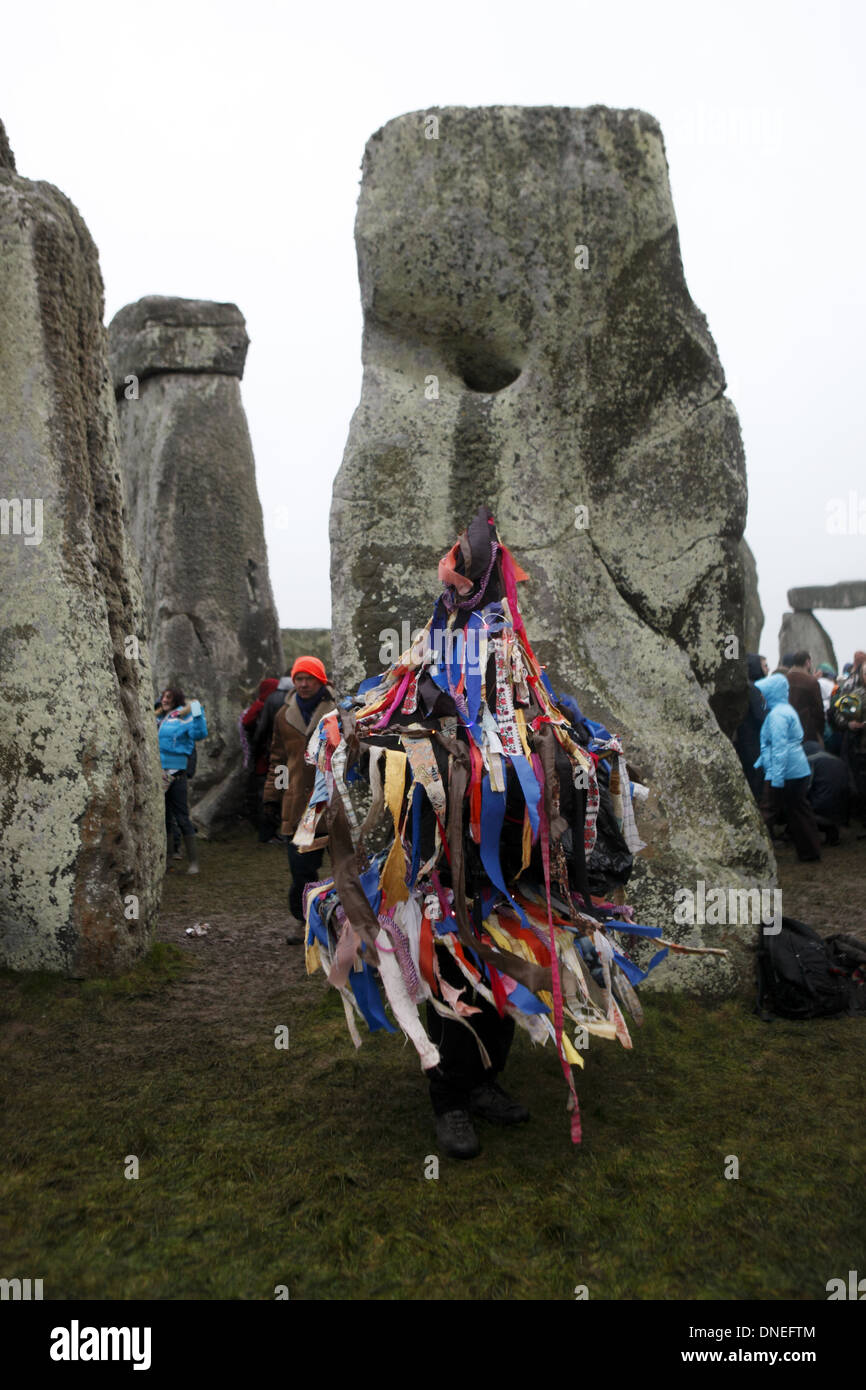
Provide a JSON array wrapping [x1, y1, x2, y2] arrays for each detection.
[[755, 917, 852, 1020]]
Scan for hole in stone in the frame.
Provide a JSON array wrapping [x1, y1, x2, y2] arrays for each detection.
[[456, 345, 522, 393]]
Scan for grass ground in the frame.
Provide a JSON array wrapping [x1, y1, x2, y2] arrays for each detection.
[[1, 826, 864, 1300]]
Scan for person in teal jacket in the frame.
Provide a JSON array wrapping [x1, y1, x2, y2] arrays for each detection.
[[157, 691, 208, 874], [754, 673, 821, 861]]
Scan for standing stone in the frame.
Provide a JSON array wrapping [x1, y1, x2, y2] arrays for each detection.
[[331, 107, 774, 992], [0, 119, 164, 976], [778, 611, 837, 672], [281, 628, 332, 672], [740, 539, 764, 654], [788, 582, 866, 611], [109, 297, 283, 833]]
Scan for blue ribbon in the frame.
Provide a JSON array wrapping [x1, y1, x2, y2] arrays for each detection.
[[348, 961, 397, 1033], [602, 920, 670, 979], [509, 753, 541, 837], [306, 891, 333, 949], [427, 612, 485, 745], [359, 861, 383, 915], [603, 920, 663, 938], [357, 674, 384, 696], [480, 775, 530, 928], [505, 980, 550, 1015], [610, 946, 648, 985]]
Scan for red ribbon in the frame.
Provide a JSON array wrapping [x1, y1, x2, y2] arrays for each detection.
[[531, 751, 582, 1145]]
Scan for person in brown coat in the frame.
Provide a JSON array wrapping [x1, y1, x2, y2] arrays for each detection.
[[263, 656, 337, 943], [785, 651, 825, 747]]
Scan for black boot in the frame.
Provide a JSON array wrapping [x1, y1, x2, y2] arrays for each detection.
[[435, 1110, 481, 1159], [469, 1080, 530, 1125]]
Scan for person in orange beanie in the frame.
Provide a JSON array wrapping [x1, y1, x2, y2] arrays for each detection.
[[264, 655, 337, 942]]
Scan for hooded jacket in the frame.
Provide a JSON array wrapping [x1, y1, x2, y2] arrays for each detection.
[[158, 701, 208, 772], [241, 677, 280, 775], [255, 676, 294, 765], [754, 675, 810, 788]]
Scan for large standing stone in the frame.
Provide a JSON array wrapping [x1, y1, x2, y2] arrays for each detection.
[[109, 297, 283, 833], [778, 612, 837, 672], [0, 120, 164, 975], [331, 106, 774, 991], [740, 539, 764, 653]]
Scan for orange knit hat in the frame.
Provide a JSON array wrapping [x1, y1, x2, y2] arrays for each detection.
[[291, 655, 328, 684]]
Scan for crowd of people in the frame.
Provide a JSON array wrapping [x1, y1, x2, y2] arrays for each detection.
[[156, 615, 863, 1160], [734, 647, 866, 861], [239, 656, 335, 941], [157, 642, 864, 915]]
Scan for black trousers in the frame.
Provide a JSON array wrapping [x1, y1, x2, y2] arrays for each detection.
[[286, 841, 325, 919], [165, 772, 195, 839], [425, 943, 514, 1114], [254, 774, 279, 841], [842, 730, 866, 821], [768, 776, 822, 860]]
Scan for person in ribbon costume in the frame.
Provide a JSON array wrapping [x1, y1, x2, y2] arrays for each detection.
[[296, 508, 724, 1157]]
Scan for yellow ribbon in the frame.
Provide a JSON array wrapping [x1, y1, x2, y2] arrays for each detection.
[[379, 749, 409, 905]]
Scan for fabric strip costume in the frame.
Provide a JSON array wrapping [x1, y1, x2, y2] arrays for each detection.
[[297, 507, 725, 1143]]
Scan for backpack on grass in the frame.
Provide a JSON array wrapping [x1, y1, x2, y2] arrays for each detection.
[[755, 917, 852, 1021]]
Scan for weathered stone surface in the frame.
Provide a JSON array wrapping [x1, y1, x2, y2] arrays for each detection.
[[110, 297, 283, 833], [108, 296, 249, 391], [0, 118, 15, 171], [331, 106, 773, 993], [778, 612, 837, 672], [740, 539, 764, 653], [0, 119, 165, 975], [788, 581, 866, 611]]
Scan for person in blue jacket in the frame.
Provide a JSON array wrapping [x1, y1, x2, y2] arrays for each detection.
[[157, 688, 208, 874], [754, 673, 821, 861]]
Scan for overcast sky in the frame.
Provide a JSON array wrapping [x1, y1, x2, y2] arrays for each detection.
[[4, 0, 864, 667]]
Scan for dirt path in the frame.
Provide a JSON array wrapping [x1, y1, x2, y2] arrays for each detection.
[[151, 823, 866, 1041]]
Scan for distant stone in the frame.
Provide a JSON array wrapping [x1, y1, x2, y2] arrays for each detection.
[[281, 629, 332, 674], [331, 106, 773, 994], [0, 118, 15, 171], [740, 539, 764, 653], [778, 612, 837, 672], [110, 296, 283, 833], [108, 295, 249, 390], [0, 119, 165, 975], [788, 581, 866, 611]]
